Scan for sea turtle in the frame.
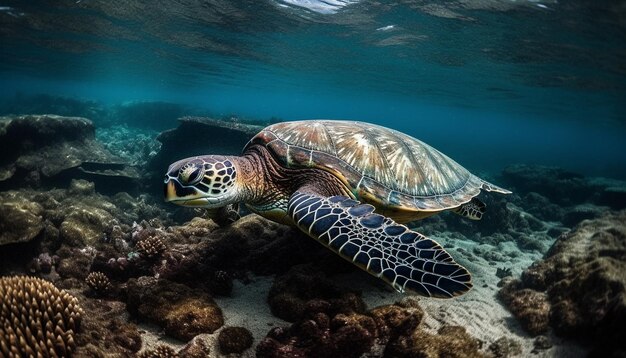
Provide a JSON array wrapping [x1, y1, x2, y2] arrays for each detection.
[[164, 120, 511, 298]]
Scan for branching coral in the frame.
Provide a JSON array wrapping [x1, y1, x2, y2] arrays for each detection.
[[86, 271, 112, 296], [0, 276, 83, 357], [138, 344, 179, 358], [136, 235, 167, 259]]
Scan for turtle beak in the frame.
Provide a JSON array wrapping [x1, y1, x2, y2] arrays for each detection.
[[164, 180, 177, 202], [164, 178, 213, 207]]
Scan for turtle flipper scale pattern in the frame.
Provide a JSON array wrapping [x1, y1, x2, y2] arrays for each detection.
[[452, 197, 486, 221], [288, 192, 472, 298]]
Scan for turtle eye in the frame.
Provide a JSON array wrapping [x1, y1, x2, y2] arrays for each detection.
[[178, 164, 203, 185]]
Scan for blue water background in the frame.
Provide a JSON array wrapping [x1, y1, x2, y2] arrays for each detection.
[[1, 0, 625, 178]]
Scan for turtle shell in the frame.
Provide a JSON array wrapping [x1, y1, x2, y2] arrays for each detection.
[[245, 120, 508, 216]]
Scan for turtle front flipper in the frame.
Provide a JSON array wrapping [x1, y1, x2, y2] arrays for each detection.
[[207, 203, 241, 227], [452, 197, 486, 221], [288, 191, 472, 298]]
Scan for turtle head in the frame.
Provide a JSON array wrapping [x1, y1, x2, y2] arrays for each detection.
[[164, 155, 240, 208]]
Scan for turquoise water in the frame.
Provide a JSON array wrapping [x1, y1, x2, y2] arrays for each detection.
[[1, 0, 625, 177]]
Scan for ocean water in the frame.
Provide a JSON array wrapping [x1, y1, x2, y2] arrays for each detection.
[[2, 0, 625, 177], [1, 1, 625, 357]]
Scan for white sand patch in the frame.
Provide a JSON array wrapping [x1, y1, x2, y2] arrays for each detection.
[[332, 230, 588, 357]]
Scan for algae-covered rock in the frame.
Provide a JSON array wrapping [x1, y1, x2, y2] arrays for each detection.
[[369, 304, 423, 343], [179, 337, 211, 358], [126, 277, 224, 341], [60, 204, 117, 246], [385, 325, 484, 358], [257, 311, 378, 358], [500, 164, 591, 205], [498, 284, 551, 335], [0, 114, 139, 193], [0, 192, 44, 246], [489, 336, 522, 358], [268, 264, 367, 322], [499, 210, 626, 355], [218, 326, 254, 354]]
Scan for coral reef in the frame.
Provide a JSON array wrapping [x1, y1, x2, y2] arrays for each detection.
[[96, 124, 161, 166], [138, 344, 179, 358], [257, 311, 378, 358], [498, 285, 550, 335], [385, 325, 484, 358], [501, 164, 593, 206], [1, 158, 623, 356], [126, 277, 224, 341], [267, 264, 367, 322], [500, 210, 626, 355], [0, 114, 140, 193], [218, 326, 254, 354], [0, 182, 169, 274], [72, 298, 143, 356], [27, 252, 59, 274], [136, 235, 167, 259], [369, 303, 423, 344], [501, 164, 626, 210], [258, 298, 486, 358], [0, 276, 82, 357], [85, 271, 112, 296], [0, 193, 44, 246]]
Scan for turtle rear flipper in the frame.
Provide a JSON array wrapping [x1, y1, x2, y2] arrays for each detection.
[[288, 191, 472, 298], [452, 197, 486, 221]]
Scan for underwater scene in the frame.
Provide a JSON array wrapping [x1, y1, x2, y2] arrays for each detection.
[[1, 0, 625, 357]]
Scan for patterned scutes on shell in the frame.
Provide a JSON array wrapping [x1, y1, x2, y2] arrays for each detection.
[[0, 276, 83, 358], [247, 120, 494, 211]]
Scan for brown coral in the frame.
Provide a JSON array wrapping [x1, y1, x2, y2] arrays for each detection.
[[138, 344, 179, 358], [136, 235, 167, 259], [498, 285, 550, 335], [126, 277, 224, 341], [218, 326, 254, 354], [0, 276, 82, 357], [85, 271, 112, 296], [499, 210, 626, 356], [385, 325, 484, 358], [370, 304, 423, 343], [257, 311, 378, 358]]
